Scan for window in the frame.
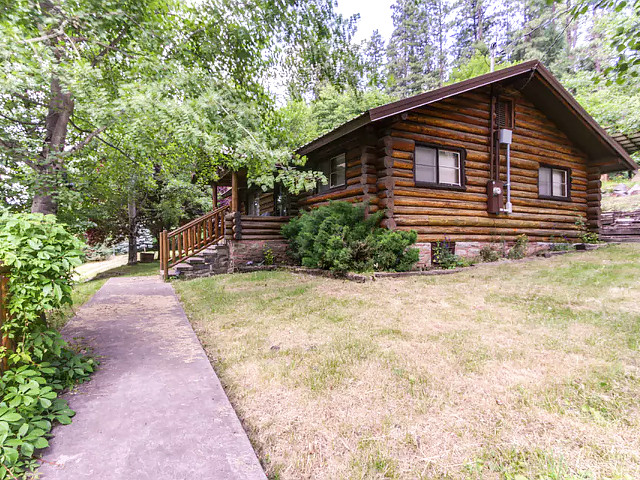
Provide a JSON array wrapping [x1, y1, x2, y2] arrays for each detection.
[[318, 153, 346, 193], [246, 190, 260, 215], [415, 145, 463, 187], [539, 166, 569, 199]]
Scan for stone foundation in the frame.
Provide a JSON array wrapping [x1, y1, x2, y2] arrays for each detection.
[[415, 241, 554, 268], [227, 239, 291, 271]]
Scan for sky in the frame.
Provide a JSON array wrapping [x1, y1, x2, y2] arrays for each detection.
[[335, 0, 395, 44]]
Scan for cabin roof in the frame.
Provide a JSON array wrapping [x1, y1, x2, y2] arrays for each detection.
[[297, 60, 637, 173]]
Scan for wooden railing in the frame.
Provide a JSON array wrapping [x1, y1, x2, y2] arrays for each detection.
[[0, 261, 12, 372], [159, 205, 229, 280]]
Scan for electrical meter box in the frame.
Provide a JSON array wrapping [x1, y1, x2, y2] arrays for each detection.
[[487, 180, 504, 214]]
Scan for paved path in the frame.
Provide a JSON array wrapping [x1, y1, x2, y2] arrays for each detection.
[[39, 277, 266, 480], [73, 255, 128, 282]]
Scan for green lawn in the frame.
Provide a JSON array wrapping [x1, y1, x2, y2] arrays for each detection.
[[49, 261, 160, 329], [175, 244, 640, 480]]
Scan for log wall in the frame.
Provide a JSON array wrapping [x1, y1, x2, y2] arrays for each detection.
[[382, 87, 592, 242], [298, 136, 377, 211]]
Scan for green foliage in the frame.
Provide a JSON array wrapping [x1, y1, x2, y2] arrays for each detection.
[[282, 202, 418, 273], [82, 243, 113, 263], [479, 245, 501, 262], [277, 85, 392, 149], [569, 0, 640, 84], [507, 234, 529, 260], [263, 247, 275, 266], [581, 231, 600, 244], [432, 241, 469, 269], [386, 0, 449, 97], [448, 52, 516, 84], [0, 213, 84, 337], [0, 213, 95, 478], [574, 217, 600, 244]]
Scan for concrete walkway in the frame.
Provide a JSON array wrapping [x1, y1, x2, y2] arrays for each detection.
[[73, 255, 128, 282], [39, 277, 266, 480]]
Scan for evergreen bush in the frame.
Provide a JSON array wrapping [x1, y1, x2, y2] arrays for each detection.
[[282, 202, 419, 273]]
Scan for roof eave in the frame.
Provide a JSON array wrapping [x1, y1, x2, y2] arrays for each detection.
[[532, 63, 637, 173], [296, 112, 372, 157]]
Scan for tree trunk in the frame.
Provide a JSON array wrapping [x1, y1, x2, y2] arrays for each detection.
[[31, 76, 74, 215], [127, 192, 138, 265]]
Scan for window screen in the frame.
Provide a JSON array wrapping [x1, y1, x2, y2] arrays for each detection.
[[539, 166, 568, 198], [415, 146, 461, 186]]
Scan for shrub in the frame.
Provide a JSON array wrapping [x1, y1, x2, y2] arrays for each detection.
[[580, 231, 599, 244], [282, 202, 419, 273], [263, 247, 275, 266], [575, 217, 599, 244], [82, 242, 113, 262], [507, 234, 529, 259], [479, 245, 501, 262], [0, 213, 95, 478], [432, 241, 469, 269]]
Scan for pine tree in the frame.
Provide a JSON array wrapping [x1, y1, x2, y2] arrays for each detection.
[[364, 30, 387, 90], [451, 0, 493, 67], [386, 0, 446, 97]]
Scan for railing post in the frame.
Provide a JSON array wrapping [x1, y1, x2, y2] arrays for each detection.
[[160, 230, 169, 281], [0, 261, 12, 372]]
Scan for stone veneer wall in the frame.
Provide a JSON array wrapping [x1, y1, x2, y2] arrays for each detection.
[[415, 241, 553, 268], [227, 239, 291, 271]]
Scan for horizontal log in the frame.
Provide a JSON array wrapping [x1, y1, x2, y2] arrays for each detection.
[[236, 235, 285, 241], [393, 206, 586, 223], [239, 216, 290, 222], [397, 225, 582, 237], [395, 214, 581, 230], [299, 186, 364, 205]]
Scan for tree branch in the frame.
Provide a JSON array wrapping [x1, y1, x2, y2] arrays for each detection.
[[91, 29, 127, 67], [24, 20, 68, 44], [65, 125, 108, 155], [0, 111, 43, 126], [12, 92, 48, 108], [69, 117, 136, 163]]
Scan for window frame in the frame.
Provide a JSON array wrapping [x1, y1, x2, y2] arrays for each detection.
[[538, 164, 571, 201], [413, 143, 466, 191], [315, 152, 347, 194]]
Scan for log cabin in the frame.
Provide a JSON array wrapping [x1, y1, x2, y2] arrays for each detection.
[[161, 60, 638, 277]]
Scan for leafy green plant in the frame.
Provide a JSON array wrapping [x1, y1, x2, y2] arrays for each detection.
[[0, 213, 95, 478], [507, 234, 529, 260], [432, 241, 469, 269], [575, 217, 600, 244], [282, 202, 419, 273], [479, 245, 501, 262], [263, 247, 275, 266]]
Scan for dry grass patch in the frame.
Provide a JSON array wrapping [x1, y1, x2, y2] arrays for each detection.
[[174, 244, 640, 479]]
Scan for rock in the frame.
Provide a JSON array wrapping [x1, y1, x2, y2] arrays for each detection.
[[613, 184, 629, 196], [270, 345, 280, 351], [628, 184, 640, 196]]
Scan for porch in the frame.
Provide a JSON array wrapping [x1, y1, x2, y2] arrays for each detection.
[[159, 170, 292, 280]]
